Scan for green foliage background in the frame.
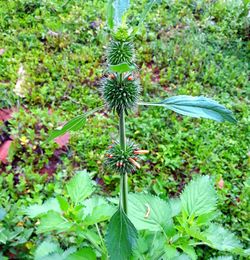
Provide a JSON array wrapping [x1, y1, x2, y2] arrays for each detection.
[[0, 0, 249, 258]]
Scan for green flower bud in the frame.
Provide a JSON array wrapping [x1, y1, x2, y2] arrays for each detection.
[[107, 39, 134, 65]]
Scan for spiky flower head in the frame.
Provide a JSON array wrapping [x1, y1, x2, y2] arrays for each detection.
[[101, 74, 140, 115], [107, 39, 134, 65], [105, 140, 148, 175]]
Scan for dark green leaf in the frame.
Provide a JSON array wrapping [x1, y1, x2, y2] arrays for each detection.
[[106, 208, 137, 260], [110, 63, 136, 73], [139, 96, 236, 123], [47, 106, 103, 142]]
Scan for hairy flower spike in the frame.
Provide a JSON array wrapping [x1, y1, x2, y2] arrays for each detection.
[[101, 74, 140, 115], [105, 140, 145, 175]]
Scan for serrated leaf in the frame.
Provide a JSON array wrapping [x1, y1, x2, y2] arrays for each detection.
[[169, 198, 181, 217], [35, 241, 62, 260], [37, 211, 73, 234], [110, 62, 136, 73], [178, 244, 197, 260], [196, 211, 220, 226], [202, 223, 242, 252], [128, 193, 173, 232], [139, 96, 236, 123], [66, 248, 96, 260], [82, 196, 116, 226], [66, 171, 94, 205], [106, 208, 137, 260], [180, 176, 217, 218], [47, 107, 103, 142], [26, 198, 61, 218]]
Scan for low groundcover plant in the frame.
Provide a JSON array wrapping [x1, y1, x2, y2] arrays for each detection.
[[30, 0, 248, 259]]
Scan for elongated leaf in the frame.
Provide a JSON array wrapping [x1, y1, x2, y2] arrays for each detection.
[[114, 0, 130, 26], [128, 193, 173, 232], [110, 62, 136, 73], [107, 0, 115, 29], [37, 211, 73, 234], [133, 0, 157, 33], [180, 176, 217, 218], [47, 106, 103, 142], [25, 198, 61, 218], [0, 208, 6, 221], [106, 208, 137, 260], [202, 223, 242, 252], [66, 171, 94, 205], [139, 96, 236, 123]]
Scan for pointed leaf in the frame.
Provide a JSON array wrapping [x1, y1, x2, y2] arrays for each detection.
[[133, 0, 157, 33], [35, 241, 62, 260], [107, 0, 115, 29], [66, 171, 94, 205], [106, 208, 137, 260], [180, 176, 217, 218], [139, 96, 236, 123], [0, 208, 6, 221], [110, 63, 136, 73], [37, 211, 73, 234], [113, 0, 130, 26], [47, 106, 103, 142], [128, 193, 173, 232]]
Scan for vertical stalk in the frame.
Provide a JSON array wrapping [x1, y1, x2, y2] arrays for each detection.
[[119, 108, 128, 214]]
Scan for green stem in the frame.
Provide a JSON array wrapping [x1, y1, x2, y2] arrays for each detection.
[[119, 109, 128, 214]]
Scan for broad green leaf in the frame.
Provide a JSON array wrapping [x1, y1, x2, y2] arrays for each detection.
[[139, 96, 236, 123], [47, 106, 103, 142], [0, 208, 6, 221], [202, 223, 243, 253], [106, 208, 137, 260], [26, 198, 61, 218], [66, 248, 96, 260], [37, 211, 73, 234], [109, 62, 136, 73], [82, 196, 116, 226], [107, 0, 115, 29], [128, 193, 173, 232], [66, 171, 94, 205], [180, 176, 217, 218], [196, 211, 220, 226], [35, 241, 62, 260]]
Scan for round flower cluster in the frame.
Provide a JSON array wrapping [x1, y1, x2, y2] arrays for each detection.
[[105, 140, 149, 175], [101, 73, 140, 115]]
